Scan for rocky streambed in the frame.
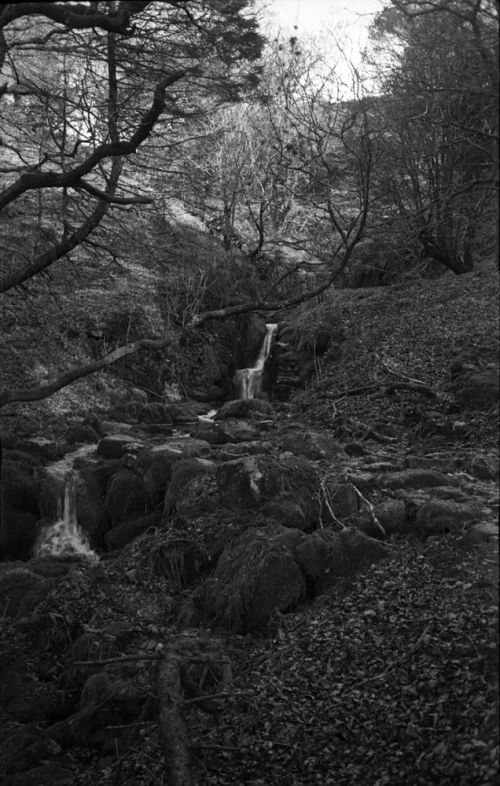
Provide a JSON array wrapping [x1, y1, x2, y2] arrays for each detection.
[[0, 397, 498, 785]]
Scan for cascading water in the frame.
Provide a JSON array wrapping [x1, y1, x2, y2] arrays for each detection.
[[33, 446, 98, 561], [233, 323, 278, 400]]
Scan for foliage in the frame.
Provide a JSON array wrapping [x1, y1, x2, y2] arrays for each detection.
[[367, 0, 498, 274]]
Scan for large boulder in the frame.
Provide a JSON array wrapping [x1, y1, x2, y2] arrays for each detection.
[[104, 510, 162, 551], [164, 458, 219, 522], [414, 499, 481, 535], [104, 469, 148, 528], [216, 454, 320, 528], [295, 528, 390, 593], [202, 525, 306, 632], [0, 567, 48, 618], [96, 435, 144, 459]]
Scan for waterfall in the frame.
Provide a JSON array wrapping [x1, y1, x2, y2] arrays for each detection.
[[234, 323, 278, 400], [33, 446, 98, 561]]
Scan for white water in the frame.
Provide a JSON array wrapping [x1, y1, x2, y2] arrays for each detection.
[[33, 445, 98, 561], [233, 323, 277, 400]]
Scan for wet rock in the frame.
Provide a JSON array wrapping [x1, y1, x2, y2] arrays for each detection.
[[96, 434, 144, 459]]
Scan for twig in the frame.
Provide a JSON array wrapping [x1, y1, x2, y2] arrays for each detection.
[[184, 691, 253, 707], [74, 654, 162, 666], [351, 484, 387, 538], [320, 479, 347, 529]]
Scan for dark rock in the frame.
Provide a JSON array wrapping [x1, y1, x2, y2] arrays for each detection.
[[137, 444, 183, 507], [216, 418, 260, 443], [65, 423, 100, 447], [203, 525, 306, 632], [0, 507, 40, 560], [96, 435, 144, 459], [453, 367, 499, 410], [14, 437, 64, 462], [4, 764, 73, 786], [415, 499, 481, 535], [138, 402, 173, 423], [216, 454, 319, 528], [104, 510, 161, 550], [471, 455, 498, 481], [0, 568, 46, 618], [105, 469, 148, 528], [379, 469, 458, 489], [344, 442, 368, 457], [329, 483, 360, 520], [281, 430, 345, 461], [164, 458, 218, 521]]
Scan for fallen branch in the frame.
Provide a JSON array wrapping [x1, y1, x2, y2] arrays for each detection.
[[334, 381, 438, 400], [158, 652, 192, 786], [319, 480, 347, 530], [351, 485, 387, 538]]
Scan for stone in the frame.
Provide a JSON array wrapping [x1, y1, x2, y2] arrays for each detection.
[[3, 764, 73, 786], [0, 568, 46, 618], [14, 436, 64, 461], [379, 469, 458, 489], [0, 507, 40, 560], [281, 430, 345, 461], [471, 455, 497, 481], [415, 499, 481, 535], [96, 434, 144, 459], [105, 469, 148, 528], [204, 525, 306, 632], [104, 511, 161, 550], [216, 418, 260, 443], [329, 483, 360, 520], [164, 458, 218, 521], [216, 454, 319, 527], [454, 368, 499, 410]]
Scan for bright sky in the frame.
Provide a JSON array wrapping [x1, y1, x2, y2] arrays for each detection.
[[258, 0, 388, 78]]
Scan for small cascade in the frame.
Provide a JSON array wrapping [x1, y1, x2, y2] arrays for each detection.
[[33, 446, 98, 561], [234, 323, 278, 400]]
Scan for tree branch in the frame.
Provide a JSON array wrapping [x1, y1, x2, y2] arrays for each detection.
[[0, 69, 187, 211], [74, 178, 153, 204], [0, 2, 151, 33], [0, 335, 174, 408]]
